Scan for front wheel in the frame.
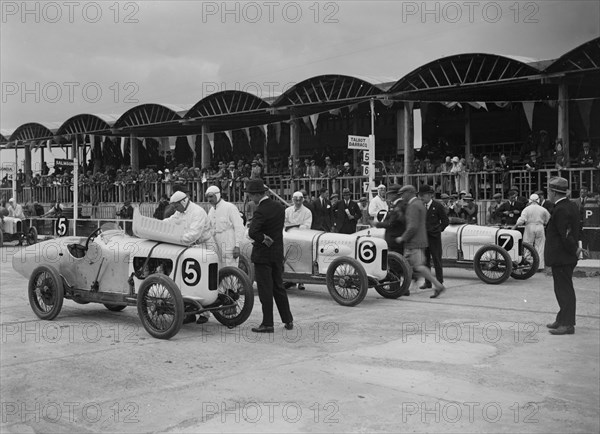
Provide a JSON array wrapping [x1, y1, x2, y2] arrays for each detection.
[[473, 244, 513, 284], [511, 242, 539, 280], [28, 265, 64, 320], [212, 267, 254, 327], [326, 257, 368, 306], [375, 252, 412, 299], [137, 274, 184, 340]]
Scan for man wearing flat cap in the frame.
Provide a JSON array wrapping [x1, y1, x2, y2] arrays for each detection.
[[418, 184, 449, 289], [375, 184, 406, 255], [487, 193, 505, 225], [544, 177, 580, 335], [334, 188, 361, 234], [494, 189, 524, 226], [246, 179, 293, 333], [396, 184, 446, 298]]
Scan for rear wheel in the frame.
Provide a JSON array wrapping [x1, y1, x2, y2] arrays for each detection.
[[212, 267, 254, 327], [326, 257, 368, 306], [238, 255, 255, 284], [473, 244, 513, 284], [375, 252, 412, 299], [137, 274, 183, 340], [28, 266, 64, 320], [511, 242, 539, 280]]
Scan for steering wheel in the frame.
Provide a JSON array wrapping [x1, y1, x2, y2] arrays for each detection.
[[85, 227, 103, 251]]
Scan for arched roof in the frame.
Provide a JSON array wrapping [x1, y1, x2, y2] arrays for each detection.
[[9, 121, 62, 143], [185, 91, 270, 119], [389, 53, 540, 93], [272, 75, 383, 108], [57, 113, 118, 136], [545, 37, 600, 74], [0, 131, 9, 144], [113, 103, 187, 129]]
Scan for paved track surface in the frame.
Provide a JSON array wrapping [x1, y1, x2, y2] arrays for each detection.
[[1, 246, 599, 433]]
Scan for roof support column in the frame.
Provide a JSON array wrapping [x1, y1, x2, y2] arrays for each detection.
[[201, 124, 211, 169], [400, 102, 414, 185], [465, 104, 472, 158], [24, 143, 32, 186], [558, 80, 569, 159], [130, 133, 139, 171], [290, 118, 300, 161]]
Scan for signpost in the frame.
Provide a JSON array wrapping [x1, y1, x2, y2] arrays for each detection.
[[347, 98, 377, 198]]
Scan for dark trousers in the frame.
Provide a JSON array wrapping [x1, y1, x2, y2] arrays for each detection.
[[255, 260, 293, 327], [424, 235, 444, 286], [552, 263, 577, 326]]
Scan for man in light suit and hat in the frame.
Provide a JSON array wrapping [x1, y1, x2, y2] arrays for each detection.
[[545, 177, 580, 335]]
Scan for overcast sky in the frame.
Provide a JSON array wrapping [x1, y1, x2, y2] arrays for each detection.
[[1, 0, 599, 131]]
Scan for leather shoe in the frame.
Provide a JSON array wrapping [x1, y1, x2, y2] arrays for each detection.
[[284, 322, 293, 330], [252, 325, 274, 333], [297, 284, 305, 290], [419, 283, 432, 289], [183, 314, 196, 324], [430, 286, 446, 299], [546, 321, 560, 329], [549, 325, 574, 335]]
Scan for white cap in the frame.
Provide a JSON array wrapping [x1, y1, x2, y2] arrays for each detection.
[[158, 170, 163, 174], [8, 197, 14, 203], [165, 169, 170, 173], [206, 185, 220, 195], [344, 162, 350, 167], [292, 191, 303, 199], [529, 193, 540, 203], [170, 191, 187, 203]]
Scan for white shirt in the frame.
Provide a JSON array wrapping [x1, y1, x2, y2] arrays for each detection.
[[164, 201, 212, 245], [516, 202, 551, 226], [8, 203, 25, 220], [368, 195, 388, 217], [285, 204, 313, 229], [208, 199, 245, 248]]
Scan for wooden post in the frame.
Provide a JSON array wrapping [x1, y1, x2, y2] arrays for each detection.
[[201, 123, 211, 169], [130, 133, 139, 171], [402, 102, 414, 185]]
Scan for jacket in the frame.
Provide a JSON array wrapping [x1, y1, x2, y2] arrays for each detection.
[[377, 199, 406, 253], [544, 198, 580, 267], [424, 199, 449, 238], [311, 197, 333, 231], [248, 197, 285, 264], [403, 197, 428, 249], [334, 199, 361, 234]]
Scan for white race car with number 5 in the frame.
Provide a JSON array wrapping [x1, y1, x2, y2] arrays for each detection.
[[355, 220, 539, 284], [239, 227, 412, 307], [12, 216, 254, 340]]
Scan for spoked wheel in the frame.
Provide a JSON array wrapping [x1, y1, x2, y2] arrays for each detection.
[[137, 274, 184, 340], [104, 304, 127, 312], [511, 242, 539, 280], [212, 267, 254, 327], [375, 252, 412, 299], [26, 227, 38, 245], [237, 255, 255, 284], [473, 244, 513, 284], [326, 257, 368, 306], [28, 266, 64, 320]]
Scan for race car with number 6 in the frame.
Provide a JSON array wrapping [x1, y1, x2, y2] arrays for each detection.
[[239, 227, 412, 307]]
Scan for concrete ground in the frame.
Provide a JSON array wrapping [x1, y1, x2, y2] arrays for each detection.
[[1, 246, 599, 434]]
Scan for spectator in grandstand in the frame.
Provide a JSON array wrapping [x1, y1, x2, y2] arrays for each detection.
[[451, 156, 467, 194], [459, 194, 478, 224], [368, 184, 388, 222], [422, 158, 437, 187], [307, 159, 320, 194], [497, 153, 513, 193], [250, 160, 262, 180], [153, 194, 170, 220], [577, 141, 597, 167], [438, 156, 453, 194], [321, 157, 339, 194], [553, 139, 569, 175]]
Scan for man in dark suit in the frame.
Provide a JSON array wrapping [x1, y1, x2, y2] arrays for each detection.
[[545, 177, 580, 335], [246, 179, 293, 333], [494, 189, 524, 225], [418, 185, 449, 289], [536, 190, 554, 214], [334, 188, 361, 234], [311, 187, 333, 231]]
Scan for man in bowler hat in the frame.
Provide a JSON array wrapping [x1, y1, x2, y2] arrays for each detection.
[[545, 177, 580, 335], [334, 188, 361, 233], [246, 179, 293, 333], [418, 184, 449, 289]]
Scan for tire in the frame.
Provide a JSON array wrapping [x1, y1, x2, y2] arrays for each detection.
[[104, 304, 127, 312], [212, 266, 255, 327], [137, 274, 184, 340], [26, 226, 38, 245], [326, 257, 368, 306], [473, 244, 513, 285], [375, 252, 412, 299], [238, 255, 255, 284], [511, 242, 539, 280], [28, 265, 64, 320]]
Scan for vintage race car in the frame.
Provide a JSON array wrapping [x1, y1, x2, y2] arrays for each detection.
[[355, 221, 539, 284], [12, 213, 254, 340], [239, 227, 412, 307], [0, 217, 38, 247]]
